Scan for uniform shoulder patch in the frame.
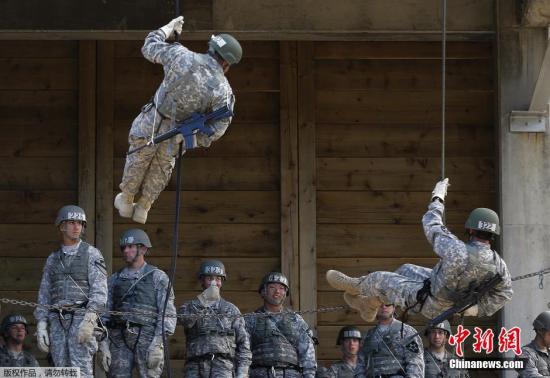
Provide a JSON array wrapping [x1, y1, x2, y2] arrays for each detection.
[[94, 259, 107, 276], [406, 340, 420, 354]]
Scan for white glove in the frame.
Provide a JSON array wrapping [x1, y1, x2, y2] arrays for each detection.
[[197, 282, 220, 307], [431, 178, 449, 202], [99, 339, 111, 372], [146, 339, 164, 372], [77, 312, 98, 344], [235, 366, 248, 378], [36, 320, 50, 353], [463, 305, 479, 317], [160, 16, 184, 39]]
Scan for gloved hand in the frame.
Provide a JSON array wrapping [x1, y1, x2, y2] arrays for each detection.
[[431, 178, 450, 202], [36, 320, 50, 353], [235, 366, 248, 378], [160, 16, 184, 39], [98, 339, 111, 372], [197, 282, 220, 307], [77, 312, 98, 344], [146, 338, 164, 373], [463, 305, 479, 317]]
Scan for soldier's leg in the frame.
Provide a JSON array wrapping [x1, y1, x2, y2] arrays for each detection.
[[248, 368, 269, 378], [134, 333, 163, 378], [108, 331, 135, 378], [394, 263, 432, 282], [48, 317, 70, 367], [209, 357, 234, 378], [66, 316, 98, 378], [183, 361, 206, 378], [360, 271, 423, 309]]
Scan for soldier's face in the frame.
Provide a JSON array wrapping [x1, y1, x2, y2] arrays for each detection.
[[201, 275, 223, 289], [6, 324, 26, 344], [376, 304, 394, 320], [121, 244, 144, 263], [428, 329, 447, 348], [543, 330, 550, 347], [264, 283, 287, 306], [342, 338, 361, 356], [60, 220, 83, 240]]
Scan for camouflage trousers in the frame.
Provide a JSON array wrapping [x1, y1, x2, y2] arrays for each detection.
[[107, 327, 162, 378], [184, 356, 235, 378], [48, 314, 98, 378], [120, 109, 184, 204], [249, 367, 302, 378], [362, 264, 454, 318]]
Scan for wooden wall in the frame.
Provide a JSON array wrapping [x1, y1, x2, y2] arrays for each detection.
[[0, 38, 497, 374]]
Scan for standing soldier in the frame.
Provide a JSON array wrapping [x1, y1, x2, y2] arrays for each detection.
[[245, 272, 317, 378], [114, 15, 242, 224], [98, 228, 176, 377], [0, 314, 39, 367], [361, 304, 424, 377], [424, 321, 468, 378], [178, 260, 251, 377], [318, 326, 365, 378], [34, 205, 108, 378], [326, 178, 513, 322], [516, 311, 550, 376]]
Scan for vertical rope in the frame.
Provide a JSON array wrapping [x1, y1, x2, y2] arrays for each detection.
[[441, 0, 447, 180]]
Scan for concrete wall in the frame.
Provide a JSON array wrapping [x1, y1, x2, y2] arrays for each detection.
[[499, 0, 550, 369]]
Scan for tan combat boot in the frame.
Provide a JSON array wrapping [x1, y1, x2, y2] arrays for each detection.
[[133, 197, 152, 224], [344, 293, 383, 322], [114, 192, 134, 218], [326, 270, 363, 295]]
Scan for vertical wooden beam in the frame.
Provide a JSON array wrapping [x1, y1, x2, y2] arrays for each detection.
[[280, 41, 300, 309], [96, 41, 114, 275], [78, 41, 97, 242], [297, 42, 317, 328]]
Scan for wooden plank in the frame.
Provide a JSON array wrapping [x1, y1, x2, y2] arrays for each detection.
[[113, 91, 280, 124], [114, 122, 280, 158], [0, 58, 77, 90], [317, 157, 495, 192], [0, 123, 77, 157], [315, 59, 493, 91], [316, 123, 494, 158], [113, 191, 279, 224], [316, 90, 494, 125], [78, 41, 96, 242], [0, 41, 78, 58], [96, 40, 115, 274], [114, 57, 280, 93], [0, 225, 66, 257], [0, 158, 76, 190], [317, 191, 496, 225], [0, 191, 76, 224], [113, 157, 279, 191], [113, 223, 280, 258], [314, 41, 493, 60], [0, 90, 77, 125], [317, 224, 464, 259], [297, 41, 317, 327], [280, 41, 300, 307]]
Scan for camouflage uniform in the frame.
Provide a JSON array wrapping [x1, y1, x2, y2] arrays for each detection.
[[119, 28, 234, 205], [424, 349, 468, 378], [516, 340, 550, 377], [360, 201, 513, 318], [245, 307, 317, 378], [105, 263, 176, 378], [0, 345, 39, 367], [361, 319, 424, 378], [319, 360, 366, 378], [34, 240, 108, 378], [178, 297, 251, 377]]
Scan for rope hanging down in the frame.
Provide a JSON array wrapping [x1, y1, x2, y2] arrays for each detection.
[[440, 0, 447, 180]]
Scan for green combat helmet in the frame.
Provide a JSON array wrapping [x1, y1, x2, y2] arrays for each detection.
[[336, 325, 362, 345], [258, 272, 289, 294], [1, 314, 29, 337], [533, 311, 550, 332], [208, 34, 243, 65], [55, 205, 87, 227], [198, 259, 227, 280], [119, 228, 152, 248], [465, 208, 500, 235], [425, 320, 452, 337]]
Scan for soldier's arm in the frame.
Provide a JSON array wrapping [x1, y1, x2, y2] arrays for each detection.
[[422, 200, 468, 262], [86, 247, 108, 313], [141, 29, 190, 67], [33, 256, 53, 322], [177, 301, 197, 329], [196, 90, 235, 148], [232, 308, 252, 372], [516, 348, 545, 377], [477, 262, 513, 317], [295, 316, 318, 377], [101, 274, 115, 324], [403, 330, 425, 378], [153, 270, 177, 336]]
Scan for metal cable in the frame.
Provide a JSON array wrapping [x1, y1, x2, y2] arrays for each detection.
[[441, 0, 447, 180]]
